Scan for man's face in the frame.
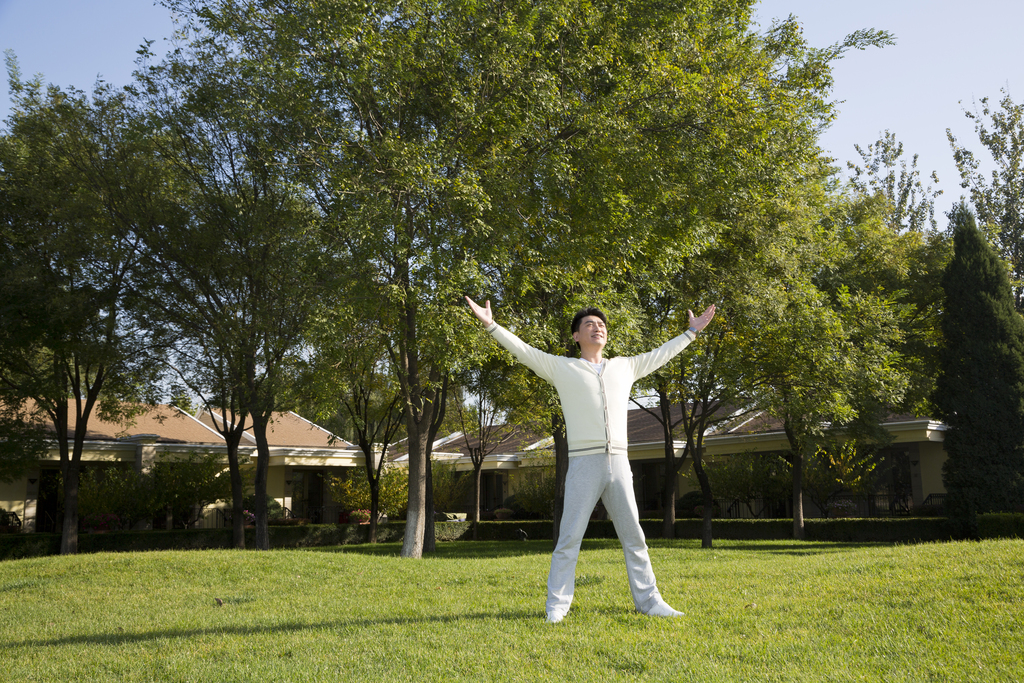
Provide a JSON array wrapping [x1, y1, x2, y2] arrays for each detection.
[[573, 315, 607, 349]]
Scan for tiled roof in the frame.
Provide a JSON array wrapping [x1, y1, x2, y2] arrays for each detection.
[[50, 403, 224, 444], [200, 410, 352, 449]]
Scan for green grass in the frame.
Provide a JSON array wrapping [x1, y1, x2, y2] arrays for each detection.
[[1, 538, 1021, 682]]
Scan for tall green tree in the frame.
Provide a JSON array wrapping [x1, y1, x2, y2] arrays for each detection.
[[848, 130, 943, 232], [934, 205, 1024, 535], [743, 189, 911, 538], [948, 92, 1024, 310], [0, 63, 159, 553], [162, 0, 891, 557], [134, 42, 333, 550], [295, 312, 405, 544]]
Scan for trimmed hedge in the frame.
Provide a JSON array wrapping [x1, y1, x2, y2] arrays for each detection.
[[977, 513, 1024, 539], [3, 514, 1022, 560]]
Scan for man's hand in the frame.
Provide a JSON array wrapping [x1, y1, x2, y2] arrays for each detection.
[[687, 304, 717, 332], [465, 296, 494, 327]]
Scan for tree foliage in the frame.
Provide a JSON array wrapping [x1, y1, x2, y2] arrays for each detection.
[[327, 465, 408, 519], [848, 130, 943, 232], [934, 205, 1024, 534], [695, 451, 790, 518], [948, 92, 1024, 310], [0, 60, 160, 553], [801, 441, 879, 517]]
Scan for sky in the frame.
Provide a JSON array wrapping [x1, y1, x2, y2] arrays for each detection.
[[1, 0, 1022, 209]]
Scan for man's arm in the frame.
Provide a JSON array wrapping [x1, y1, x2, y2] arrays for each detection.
[[465, 295, 559, 382], [630, 304, 717, 380]]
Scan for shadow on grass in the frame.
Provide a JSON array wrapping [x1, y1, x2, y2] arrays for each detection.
[[301, 538, 886, 559], [304, 539, 559, 559], [10, 609, 543, 649], [690, 541, 889, 556]]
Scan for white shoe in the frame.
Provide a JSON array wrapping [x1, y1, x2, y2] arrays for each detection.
[[545, 610, 566, 624], [645, 602, 684, 618]]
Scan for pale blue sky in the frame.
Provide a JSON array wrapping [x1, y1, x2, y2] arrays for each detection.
[[2, 0, 1021, 208]]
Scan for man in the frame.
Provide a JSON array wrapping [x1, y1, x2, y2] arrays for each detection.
[[465, 296, 716, 623]]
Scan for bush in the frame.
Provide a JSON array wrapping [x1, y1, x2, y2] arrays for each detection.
[[241, 494, 285, 520], [349, 509, 371, 523], [512, 459, 556, 518], [326, 465, 407, 518], [977, 513, 1024, 539], [678, 491, 705, 518]]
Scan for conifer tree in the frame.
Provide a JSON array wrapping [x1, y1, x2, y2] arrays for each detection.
[[935, 204, 1024, 534]]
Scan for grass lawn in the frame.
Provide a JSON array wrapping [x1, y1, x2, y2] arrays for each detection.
[[0, 538, 1021, 682]]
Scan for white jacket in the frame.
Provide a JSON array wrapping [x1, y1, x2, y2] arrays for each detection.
[[487, 323, 696, 457]]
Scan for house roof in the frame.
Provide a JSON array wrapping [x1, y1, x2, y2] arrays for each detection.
[[199, 409, 353, 449], [441, 423, 544, 458], [40, 403, 225, 444]]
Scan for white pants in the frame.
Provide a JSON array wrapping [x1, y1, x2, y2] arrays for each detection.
[[546, 452, 664, 616]]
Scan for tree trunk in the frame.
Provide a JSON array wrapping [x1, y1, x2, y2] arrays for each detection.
[[422, 373, 449, 554], [250, 413, 272, 551], [369, 478, 380, 544], [472, 463, 483, 541], [227, 443, 245, 549], [400, 419, 430, 558], [551, 413, 568, 549], [423, 452, 436, 553], [792, 448, 805, 540], [691, 447, 714, 549], [784, 420, 805, 540], [662, 469, 678, 540], [59, 459, 80, 555], [659, 389, 677, 539]]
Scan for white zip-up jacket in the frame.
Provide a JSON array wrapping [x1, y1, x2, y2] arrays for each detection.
[[487, 322, 696, 458]]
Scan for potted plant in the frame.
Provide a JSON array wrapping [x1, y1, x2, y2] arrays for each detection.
[[349, 509, 371, 524], [82, 512, 120, 533], [494, 507, 513, 521]]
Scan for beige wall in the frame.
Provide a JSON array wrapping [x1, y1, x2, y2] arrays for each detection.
[[918, 441, 948, 501], [0, 478, 27, 523]]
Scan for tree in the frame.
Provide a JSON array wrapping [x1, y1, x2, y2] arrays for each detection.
[[934, 204, 1024, 535], [133, 42, 334, 550], [327, 464, 409, 521], [801, 441, 879, 517], [296, 313, 405, 543], [0, 62, 159, 553], [948, 92, 1024, 311], [0, 403, 49, 484], [452, 357, 525, 537], [744, 244, 907, 538], [162, 0, 892, 558], [77, 452, 231, 530], [697, 451, 790, 518], [430, 460, 472, 515], [848, 130, 943, 232], [151, 452, 234, 528]]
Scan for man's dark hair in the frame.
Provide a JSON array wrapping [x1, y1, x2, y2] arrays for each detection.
[[571, 307, 608, 335]]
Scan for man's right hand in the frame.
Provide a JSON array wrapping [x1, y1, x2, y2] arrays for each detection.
[[465, 296, 494, 327]]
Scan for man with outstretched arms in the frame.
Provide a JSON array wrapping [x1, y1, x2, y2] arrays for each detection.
[[465, 296, 716, 623]]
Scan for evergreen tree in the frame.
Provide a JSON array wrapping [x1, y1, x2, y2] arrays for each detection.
[[935, 204, 1024, 534]]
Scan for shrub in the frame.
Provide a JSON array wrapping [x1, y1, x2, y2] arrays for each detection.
[[326, 464, 407, 518], [678, 491, 704, 517], [512, 458, 556, 518], [349, 509, 371, 523], [241, 494, 285, 520], [82, 513, 120, 532], [977, 513, 1024, 539]]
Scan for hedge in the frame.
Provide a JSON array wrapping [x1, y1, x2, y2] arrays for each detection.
[[2, 514, 1021, 560]]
